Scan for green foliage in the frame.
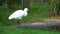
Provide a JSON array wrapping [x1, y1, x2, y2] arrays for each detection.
[[0, 3, 53, 26], [0, 4, 22, 26], [52, 0, 59, 15], [0, 1, 58, 26], [20, 3, 52, 23]]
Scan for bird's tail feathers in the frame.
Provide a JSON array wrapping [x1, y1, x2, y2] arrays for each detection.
[[8, 17, 13, 20]]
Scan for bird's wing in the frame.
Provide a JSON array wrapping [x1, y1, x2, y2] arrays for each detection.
[[8, 10, 24, 20], [23, 11, 27, 17]]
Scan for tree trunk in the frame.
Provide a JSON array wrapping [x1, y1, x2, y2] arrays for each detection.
[[23, 0, 30, 9]]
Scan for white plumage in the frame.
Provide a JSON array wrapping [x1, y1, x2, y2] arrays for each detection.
[[8, 8, 28, 20]]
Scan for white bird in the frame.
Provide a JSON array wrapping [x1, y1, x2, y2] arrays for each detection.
[[8, 8, 28, 24]]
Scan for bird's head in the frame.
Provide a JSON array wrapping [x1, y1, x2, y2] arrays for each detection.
[[24, 8, 28, 12]]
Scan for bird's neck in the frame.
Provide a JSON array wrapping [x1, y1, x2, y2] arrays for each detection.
[[24, 10, 27, 12], [24, 11, 27, 13]]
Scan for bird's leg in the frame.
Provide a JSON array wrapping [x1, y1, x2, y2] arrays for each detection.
[[17, 19, 20, 25]]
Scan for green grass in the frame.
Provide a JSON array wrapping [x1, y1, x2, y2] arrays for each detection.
[[0, 5, 22, 26], [21, 3, 52, 23], [0, 1, 59, 34], [0, 3, 54, 25], [0, 26, 60, 34]]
